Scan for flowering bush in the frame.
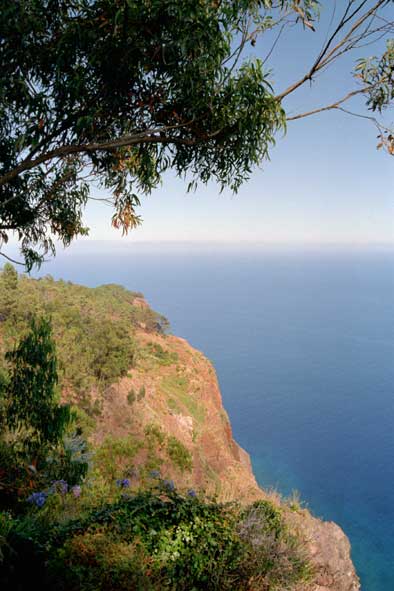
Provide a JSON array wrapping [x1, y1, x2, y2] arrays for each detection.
[[115, 479, 130, 489], [71, 485, 82, 498], [0, 479, 309, 591], [50, 480, 68, 495], [26, 491, 47, 508]]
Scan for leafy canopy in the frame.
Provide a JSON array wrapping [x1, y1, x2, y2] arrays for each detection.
[[0, 1, 393, 268], [0, 0, 289, 268]]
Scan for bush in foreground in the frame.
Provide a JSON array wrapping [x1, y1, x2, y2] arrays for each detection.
[[0, 480, 311, 591]]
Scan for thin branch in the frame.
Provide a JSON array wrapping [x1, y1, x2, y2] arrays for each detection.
[[88, 196, 114, 205], [0, 251, 25, 266], [286, 86, 368, 121], [314, 0, 369, 67], [336, 106, 391, 134], [262, 23, 286, 65], [286, 83, 392, 137], [276, 0, 388, 101]]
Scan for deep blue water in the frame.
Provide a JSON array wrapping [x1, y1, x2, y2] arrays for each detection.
[[32, 244, 394, 590]]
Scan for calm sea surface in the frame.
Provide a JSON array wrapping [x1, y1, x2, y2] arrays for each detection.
[[33, 244, 394, 591]]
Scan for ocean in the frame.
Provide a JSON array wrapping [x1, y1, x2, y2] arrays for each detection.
[[32, 243, 394, 590]]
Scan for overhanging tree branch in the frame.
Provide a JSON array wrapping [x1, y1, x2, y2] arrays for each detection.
[[286, 85, 372, 121], [276, 0, 388, 101], [1, 0, 393, 269], [0, 126, 213, 188]]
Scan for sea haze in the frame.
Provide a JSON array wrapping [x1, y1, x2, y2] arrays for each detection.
[[32, 242, 394, 591]]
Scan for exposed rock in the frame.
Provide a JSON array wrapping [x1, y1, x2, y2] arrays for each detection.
[[91, 305, 360, 591], [289, 511, 360, 591]]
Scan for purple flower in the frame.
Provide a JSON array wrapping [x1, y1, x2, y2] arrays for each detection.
[[116, 478, 130, 488], [51, 480, 68, 495], [27, 491, 47, 508], [149, 470, 160, 479], [187, 489, 197, 498], [71, 485, 82, 498], [163, 479, 175, 491]]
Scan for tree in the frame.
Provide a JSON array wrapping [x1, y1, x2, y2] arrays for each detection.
[[0, 1, 393, 268], [0, 316, 88, 507], [0, 263, 18, 320], [1, 263, 17, 291], [5, 316, 72, 458]]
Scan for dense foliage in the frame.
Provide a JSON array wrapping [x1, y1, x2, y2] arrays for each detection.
[[0, 2, 393, 266], [5, 316, 71, 450], [0, 481, 311, 591], [0, 316, 88, 510], [0, 267, 168, 411], [0, 0, 290, 268]]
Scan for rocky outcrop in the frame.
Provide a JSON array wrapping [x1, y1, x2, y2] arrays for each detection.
[[290, 511, 360, 591], [94, 330, 263, 502], [92, 307, 360, 591]]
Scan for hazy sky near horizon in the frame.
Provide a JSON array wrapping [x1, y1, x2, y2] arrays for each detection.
[[21, 4, 394, 248]]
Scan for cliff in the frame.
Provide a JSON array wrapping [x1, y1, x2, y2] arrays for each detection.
[[0, 274, 360, 590], [91, 310, 360, 591]]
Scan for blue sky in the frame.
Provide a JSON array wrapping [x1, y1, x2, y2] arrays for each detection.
[[38, 3, 394, 247], [83, 2, 394, 246]]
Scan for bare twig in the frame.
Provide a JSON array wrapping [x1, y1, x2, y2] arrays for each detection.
[[0, 251, 25, 266], [276, 0, 388, 101], [286, 87, 369, 120], [262, 23, 287, 65], [286, 84, 392, 139]]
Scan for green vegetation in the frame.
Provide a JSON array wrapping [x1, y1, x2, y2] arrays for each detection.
[[0, 269, 168, 414], [127, 388, 136, 405], [161, 375, 206, 424], [93, 435, 142, 484], [0, 482, 311, 591], [167, 436, 193, 473], [0, 263, 18, 320], [127, 384, 146, 405], [0, 268, 312, 590], [137, 385, 146, 400], [168, 397, 181, 414], [0, 0, 286, 268], [139, 342, 179, 369], [0, 316, 88, 510], [144, 423, 166, 449], [1, 2, 393, 268]]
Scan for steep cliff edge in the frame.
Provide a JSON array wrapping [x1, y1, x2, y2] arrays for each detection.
[[92, 312, 360, 591], [0, 273, 360, 590], [93, 330, 262, 503]]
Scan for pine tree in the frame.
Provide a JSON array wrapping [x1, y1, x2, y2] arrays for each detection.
[[5, 316, 73, 460]]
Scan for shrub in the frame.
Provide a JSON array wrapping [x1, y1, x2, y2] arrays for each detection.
[[93, 435, 142, 483], [143, 343, 179, 366], [144, 424, 165, 448], [127, 388, 136, 405], [166, 436, 192, 472], [0, 482, 311, 591], [236, 501, 312, 589]]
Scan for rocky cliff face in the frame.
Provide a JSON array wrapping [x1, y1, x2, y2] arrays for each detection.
[[90, 306, 360, 591], [93, 329, 262, 502]]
